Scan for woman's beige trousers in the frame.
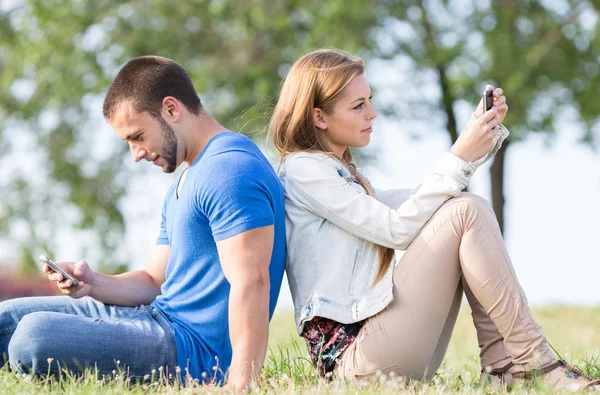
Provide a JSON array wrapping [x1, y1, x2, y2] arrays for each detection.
[[335, 193, 556, 381]]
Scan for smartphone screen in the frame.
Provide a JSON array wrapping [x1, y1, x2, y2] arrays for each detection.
[[39, 255, 80, 286], [484, 89, 493, 112]]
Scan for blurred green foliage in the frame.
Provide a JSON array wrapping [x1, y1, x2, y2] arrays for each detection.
[[376, 0, 599, 232], [0, 0, 598, 272], [0, 0, 382, 272]]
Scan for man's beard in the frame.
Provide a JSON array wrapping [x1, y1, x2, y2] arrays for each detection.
[[159, 117, 178, 173]]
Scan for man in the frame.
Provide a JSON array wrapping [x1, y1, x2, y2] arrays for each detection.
[[0, 56, 286, 390]]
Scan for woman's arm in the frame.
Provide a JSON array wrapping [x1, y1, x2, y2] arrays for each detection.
[[284, 152, 474, 250], [284, 90, 506, 250], [374, 186, 420, 209]]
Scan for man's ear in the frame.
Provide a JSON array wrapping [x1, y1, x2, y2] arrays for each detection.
[[162, 96, 180, 121], [313, 108, 327, 130]]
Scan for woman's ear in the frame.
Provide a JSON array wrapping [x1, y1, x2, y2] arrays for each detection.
[[313, 108, 327, 130]]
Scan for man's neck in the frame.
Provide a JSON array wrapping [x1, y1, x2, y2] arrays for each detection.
[[183, 112, 228, 165]]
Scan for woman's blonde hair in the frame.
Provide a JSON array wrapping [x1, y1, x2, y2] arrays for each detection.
[[270, 48, 395, 285]]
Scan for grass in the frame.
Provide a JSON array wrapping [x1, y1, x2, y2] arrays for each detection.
[[1, 305, 599, 393]]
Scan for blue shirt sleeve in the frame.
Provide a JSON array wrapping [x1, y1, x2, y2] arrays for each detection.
[[156, 185, 175, 245], [196, 151, 275, 241]]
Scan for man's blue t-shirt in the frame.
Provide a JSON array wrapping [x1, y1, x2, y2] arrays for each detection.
[[151, 132, 286, 381]]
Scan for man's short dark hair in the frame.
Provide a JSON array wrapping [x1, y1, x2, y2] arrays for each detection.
[[103, 56, 202, 120]]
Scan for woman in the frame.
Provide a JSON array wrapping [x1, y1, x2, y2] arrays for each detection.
[[270, 49, 599, 390]]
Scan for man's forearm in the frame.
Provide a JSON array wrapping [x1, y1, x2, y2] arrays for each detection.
[[228, 276, 270, 389], [89, 270, 162, 306]]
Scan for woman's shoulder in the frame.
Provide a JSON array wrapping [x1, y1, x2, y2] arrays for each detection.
[[280, 151, 349, 180], [285, 151, 328, 161], [282, 151, 340, 168]]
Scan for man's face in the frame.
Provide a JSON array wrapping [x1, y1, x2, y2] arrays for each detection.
[[110, 102, 180, 173]]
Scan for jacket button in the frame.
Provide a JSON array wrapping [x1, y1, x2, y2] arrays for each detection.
[[463, 169, 472, 177]]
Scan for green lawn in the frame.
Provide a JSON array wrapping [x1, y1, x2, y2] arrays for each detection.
[[2, 306, 600, 393]]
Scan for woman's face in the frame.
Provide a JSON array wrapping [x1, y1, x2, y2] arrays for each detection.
[[317, 74, 377, 157]]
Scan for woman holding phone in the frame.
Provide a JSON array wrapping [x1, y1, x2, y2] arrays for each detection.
[[269, 48, 599, 390]]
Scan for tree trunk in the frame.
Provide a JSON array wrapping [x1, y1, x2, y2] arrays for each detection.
[[490, 140, 510, 234], [437, 65, 458, 144]]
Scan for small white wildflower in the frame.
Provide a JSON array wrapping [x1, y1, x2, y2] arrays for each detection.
[[151, 369, 156, 374], [201, 372, 207, 378], [112, 370, 117, 375], [47, 357, 54, 364], [158, 366, 163, 372], [116, 360, 120, 365], [175, 366, 181, 373], [143, 374, 150, 381]]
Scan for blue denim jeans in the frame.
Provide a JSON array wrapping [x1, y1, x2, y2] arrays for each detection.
[[0, 296, 178, 378]]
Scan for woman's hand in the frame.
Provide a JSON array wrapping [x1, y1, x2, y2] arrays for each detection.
[[451, 85, 508, 163], [475, 85, 508, 123], [451, 107, 501, 163]]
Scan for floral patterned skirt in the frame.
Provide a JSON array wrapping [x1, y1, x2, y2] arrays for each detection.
[[302, 316, 363, 376]]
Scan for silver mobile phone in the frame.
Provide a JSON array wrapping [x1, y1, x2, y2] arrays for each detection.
[[39, 254, 80, 287], [483, 88, 494, 114]]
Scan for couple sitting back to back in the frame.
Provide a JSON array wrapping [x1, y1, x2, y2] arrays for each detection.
[[0, 49, 597, 392]]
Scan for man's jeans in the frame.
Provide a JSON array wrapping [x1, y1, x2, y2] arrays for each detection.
[[0, 296, 178, 378]]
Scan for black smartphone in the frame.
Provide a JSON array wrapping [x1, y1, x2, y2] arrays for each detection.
[[39, 254, 80, 286], [483, 89, 494, 114]]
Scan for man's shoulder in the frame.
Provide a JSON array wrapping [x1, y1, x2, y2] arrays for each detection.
[[191, 134, 278, 189], [201, 134, 275, 176], [206, 131, 256, 154]]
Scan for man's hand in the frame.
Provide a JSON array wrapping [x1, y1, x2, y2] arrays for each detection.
[[43, 245, 169, 306], [217, 225, 274, 392], [44, 260, 95, 298]]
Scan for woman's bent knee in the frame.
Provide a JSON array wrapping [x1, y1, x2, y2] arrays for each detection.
[[444, 192, 493, 215], [457, 192, 491, 208]]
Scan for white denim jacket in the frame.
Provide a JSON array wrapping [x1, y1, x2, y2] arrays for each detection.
[[280, 125, 508, 334]]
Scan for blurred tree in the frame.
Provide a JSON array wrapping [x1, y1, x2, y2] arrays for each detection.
[[0, 0, 383, 272], [377, 0, 600, 233], [2, 0, 598, 275]]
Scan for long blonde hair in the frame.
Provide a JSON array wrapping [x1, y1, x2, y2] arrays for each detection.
[[270, 49, 395, 285]]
